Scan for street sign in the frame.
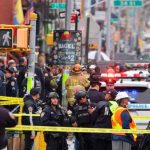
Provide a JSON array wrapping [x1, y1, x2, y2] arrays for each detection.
[[0, 28, 13, 48], [114, 0, 143, 7], [49, 30, 82, 65], [50, 3, 66, 9]]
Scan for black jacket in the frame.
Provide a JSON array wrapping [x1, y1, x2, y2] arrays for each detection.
[[87, 89, 105, 103], [91, 101, 112, 140], [0, 107, 17, 149], [22, 96, 40, 126]]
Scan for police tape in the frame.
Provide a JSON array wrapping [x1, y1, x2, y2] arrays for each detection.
[[133, 116, 150, 119], [0, 100, 23, 105], [6, 125, 150, 134], [12, 113, 150, 119], [13, 113, 40, 117], [0, 96, 23, 101]]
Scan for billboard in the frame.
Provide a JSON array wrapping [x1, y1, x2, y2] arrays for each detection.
[[49, 30, 82, 65]]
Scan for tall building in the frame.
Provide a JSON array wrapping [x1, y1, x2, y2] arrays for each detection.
[[0, 0, 14, 24]]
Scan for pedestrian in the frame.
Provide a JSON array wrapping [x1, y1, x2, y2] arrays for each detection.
[[72, 90, 95, 150], [0, 106, 17, 149], [112, 92, 137, 150], [22, 88, 41, 150], [41, 92, 69, 150]]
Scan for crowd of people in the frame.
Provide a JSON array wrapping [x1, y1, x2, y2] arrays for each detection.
[[1, 57, 149, 150]]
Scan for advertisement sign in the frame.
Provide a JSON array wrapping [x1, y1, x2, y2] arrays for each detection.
[[49, 30, 82, 65]]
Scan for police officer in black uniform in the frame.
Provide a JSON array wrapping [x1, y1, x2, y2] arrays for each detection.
[[41, 92, 69, 150], [0, 106, 17, 149], [72, 90, 95, 150], [5, 67, 18, 97], [22, 88, 40, 150]]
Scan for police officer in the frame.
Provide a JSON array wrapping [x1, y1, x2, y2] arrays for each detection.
[[105, 89, 118, 114], [91, 95, 112, 150], [41, 92, 69, 150], [72, 90, 95, 150], [22, 88, 40, 150], [0, 106, 17, 149], [5, 67, 18, 97]]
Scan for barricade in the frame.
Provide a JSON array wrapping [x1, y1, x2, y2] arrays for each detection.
[[1, 96, 150, 150]]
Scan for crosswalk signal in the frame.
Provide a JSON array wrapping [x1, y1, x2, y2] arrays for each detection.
[[0, 28, 13, 48]]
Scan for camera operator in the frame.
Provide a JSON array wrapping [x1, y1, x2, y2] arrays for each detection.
[[72, 90, 95, 150], [41, 92, 71, 150]]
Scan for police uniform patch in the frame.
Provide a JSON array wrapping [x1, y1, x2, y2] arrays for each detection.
[[11, 81, 15, 86], [41, 112, 45, 117], [28, 107, 33, 113]]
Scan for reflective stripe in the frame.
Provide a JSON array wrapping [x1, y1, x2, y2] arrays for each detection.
[[112, 107, 137, 141]]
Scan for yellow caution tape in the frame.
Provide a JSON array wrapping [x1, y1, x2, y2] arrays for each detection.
[[13, 113, 40, 117], [0, 100, 23, 105], [0, 96, 23, 101], [6, 125, 150, 134], [133, 116, 150, 119]]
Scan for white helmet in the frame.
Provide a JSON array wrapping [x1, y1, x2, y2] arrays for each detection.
[[89, 65, 96, 69], [115, 92, 130, 101]]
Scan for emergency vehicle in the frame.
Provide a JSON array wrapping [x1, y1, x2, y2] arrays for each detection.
[[101, 63, 150, 129]]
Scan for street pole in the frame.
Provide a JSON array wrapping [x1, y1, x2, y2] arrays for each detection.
[[106, 0, 111, 58], [65, 0, 72, 30], [85, 16, 90, 65], [27, 13, 37, 93]]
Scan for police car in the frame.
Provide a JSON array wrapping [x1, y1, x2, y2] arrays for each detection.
[[101, 66, 150, 129]]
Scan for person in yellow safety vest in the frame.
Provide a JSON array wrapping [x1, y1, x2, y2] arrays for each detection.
[[105, 89, 118, 114], [111, 92, 137, 150], [65, 64, 90, 110]]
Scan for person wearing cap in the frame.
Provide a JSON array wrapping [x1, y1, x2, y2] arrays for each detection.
[[105, 78, 116, 91], [5, 67, 18, 98], [111, 92, 137, 150], [65, 64, 90, 110], [41, 92, 70, 150], [22, 88, 40, 150], [105, 89, 118, 114]]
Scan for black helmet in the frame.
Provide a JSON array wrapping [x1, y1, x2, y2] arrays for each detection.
[[47, 92, 59, 99], [75, 90, 87, 101], [47, 92, 59, 104]]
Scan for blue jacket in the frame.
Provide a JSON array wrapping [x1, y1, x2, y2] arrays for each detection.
[[112, 110, 134, 144]]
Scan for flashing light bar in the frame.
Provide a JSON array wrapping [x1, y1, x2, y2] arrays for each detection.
[[125, 63, 149, 68]]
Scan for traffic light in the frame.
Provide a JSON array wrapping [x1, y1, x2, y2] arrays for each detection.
[[17, 28, 28, 48], [0, 28, 13, 48]]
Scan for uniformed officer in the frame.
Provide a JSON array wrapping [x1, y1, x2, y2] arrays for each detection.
[[72, 90, 95, 150], [5, 67, 18, 97], [41, 92, 69, 150], [22, 88, 40, 150], [0, 106, 17, 149]]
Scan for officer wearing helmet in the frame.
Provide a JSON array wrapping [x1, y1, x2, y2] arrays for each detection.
[[112, 92, 137, 150], [72, 90, 95, 150], [41, 92, 70, 150]]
